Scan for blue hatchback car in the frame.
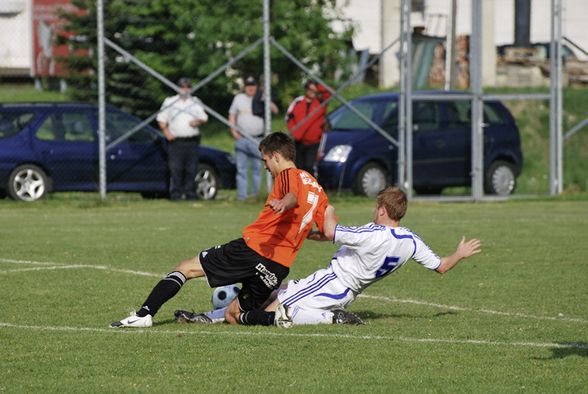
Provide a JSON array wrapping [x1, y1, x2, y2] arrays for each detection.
[[317, 91, 523, 196], [0, 103, 236, 201]]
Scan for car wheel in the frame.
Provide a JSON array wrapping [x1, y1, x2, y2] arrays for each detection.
[[353, 163, 388, 197], [485, 160, 516, 196], [195, 163, 219, 200], [8, 164, 50, 202]]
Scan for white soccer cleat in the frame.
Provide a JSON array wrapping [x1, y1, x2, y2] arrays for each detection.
[[110, 312, 152, 328], [274, 303, 293, 328]]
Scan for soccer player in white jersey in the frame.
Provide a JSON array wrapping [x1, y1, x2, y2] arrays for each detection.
[[175, 187, 481, 326]]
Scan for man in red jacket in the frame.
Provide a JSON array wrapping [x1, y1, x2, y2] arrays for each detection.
[[285, 81, 331, 174]]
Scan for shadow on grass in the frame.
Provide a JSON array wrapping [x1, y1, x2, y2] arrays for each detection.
[[533, 342, 588, 360], [356, 310, 458, 321]]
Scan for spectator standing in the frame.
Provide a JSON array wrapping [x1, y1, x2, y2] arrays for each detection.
[[228, 76, 277, 201], [157, 78, 208, 200], [285, 81, 331, 174]]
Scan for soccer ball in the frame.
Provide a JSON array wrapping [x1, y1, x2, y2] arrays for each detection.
[[211, 284, 240, 309]]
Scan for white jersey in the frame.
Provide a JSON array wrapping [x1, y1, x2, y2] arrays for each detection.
[[331, 223, 441, 293]]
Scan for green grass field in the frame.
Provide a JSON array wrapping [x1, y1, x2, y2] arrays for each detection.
[[0, 194, 587, 392]]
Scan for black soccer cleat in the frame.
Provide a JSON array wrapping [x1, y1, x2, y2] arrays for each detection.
[[332, 309, 364, 325], [174, 310, 213, 324]]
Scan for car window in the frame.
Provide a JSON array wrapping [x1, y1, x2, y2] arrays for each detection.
[[446, 101, 471, 127], [0, 111, 36, 139], [105, 111, 157, 143], [36, 111, 94, 142], [381, 102, 399, 134], [483, 104, 505, 126], [328, 101, 375, 130], [446, 101, 505, 126], [413, 101, 439, 132]]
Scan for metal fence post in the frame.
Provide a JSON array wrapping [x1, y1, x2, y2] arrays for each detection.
[[471, 0, 484, 200], [404, 0, 413, 199], [550, 0, 563, 195], [263, 0, 272, 191], [97, 0, 106, 200], [398, 0, 406, 192]]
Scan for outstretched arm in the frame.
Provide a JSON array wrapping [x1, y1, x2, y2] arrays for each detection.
[[436, 236, 482, 274]]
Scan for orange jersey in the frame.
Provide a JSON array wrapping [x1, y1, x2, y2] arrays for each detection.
[[243, 168, 328, 267]]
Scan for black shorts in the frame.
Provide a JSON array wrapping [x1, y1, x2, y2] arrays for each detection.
[[199, 238, 289, 311]]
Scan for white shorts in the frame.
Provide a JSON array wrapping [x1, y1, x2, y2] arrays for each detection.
[[277, 266, 357, 311]]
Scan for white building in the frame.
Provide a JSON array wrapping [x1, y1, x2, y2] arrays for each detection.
[[0, 0, 33, 76], [335, 0, 588, 86]]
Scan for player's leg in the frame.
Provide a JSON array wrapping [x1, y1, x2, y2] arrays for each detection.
[[257, 293, 336, 326], [228, 286, 285, 326], [135, 256, 204, 316], [284, 305, 363, 325], [234, 268, 338, 326], [230, 260, 288, 326], [227, 282, 279, 326], [173, 239, 288, 327], [275, 267, 361, 326], [289, 306, 334, 325], [175, 287, 281, 325], [110, 255, 205, 328]]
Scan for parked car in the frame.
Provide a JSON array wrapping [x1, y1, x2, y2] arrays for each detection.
[[317, 91, 523, 196], [0, 103, 236, 202]]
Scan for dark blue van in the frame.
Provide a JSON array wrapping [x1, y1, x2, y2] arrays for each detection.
[[317, 91, 523, 196]]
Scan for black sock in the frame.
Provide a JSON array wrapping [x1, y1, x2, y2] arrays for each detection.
[[239, 310, 276, 326], [136, 271, 186, 317]]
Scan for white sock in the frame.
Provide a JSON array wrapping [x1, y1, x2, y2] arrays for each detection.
[[290, 306, 333, 325], [205, 307, 227, 323]]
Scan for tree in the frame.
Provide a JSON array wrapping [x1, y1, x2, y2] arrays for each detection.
[[59, 0, 354, 119], [58, 0, 177, 119]]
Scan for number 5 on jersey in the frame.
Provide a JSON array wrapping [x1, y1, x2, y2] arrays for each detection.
[[376, 256, 400, 278]]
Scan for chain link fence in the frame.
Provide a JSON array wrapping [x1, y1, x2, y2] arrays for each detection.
[[2, 0, 579, 201]]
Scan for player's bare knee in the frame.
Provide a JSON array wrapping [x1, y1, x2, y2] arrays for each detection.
[[174, 256, 204, 279]]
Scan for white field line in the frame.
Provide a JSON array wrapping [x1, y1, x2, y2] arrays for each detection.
[[1, 258, 587, 324], [359, 294, 588, 324], [0, 265, 90, 273], [0, 258, 163, 278], [0, 322, 586, 350]]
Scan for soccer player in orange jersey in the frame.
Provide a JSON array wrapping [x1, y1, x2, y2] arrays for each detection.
[[111, 132, 329, 328]]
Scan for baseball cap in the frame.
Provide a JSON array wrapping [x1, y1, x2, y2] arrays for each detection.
[[178, 77, 191, 87], [244, 76, 258, 86]]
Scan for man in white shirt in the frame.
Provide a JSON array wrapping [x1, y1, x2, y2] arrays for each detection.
[[175, 187, 481, 326], [157, 78, 208, 200], [228, 76, 277, 200]]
